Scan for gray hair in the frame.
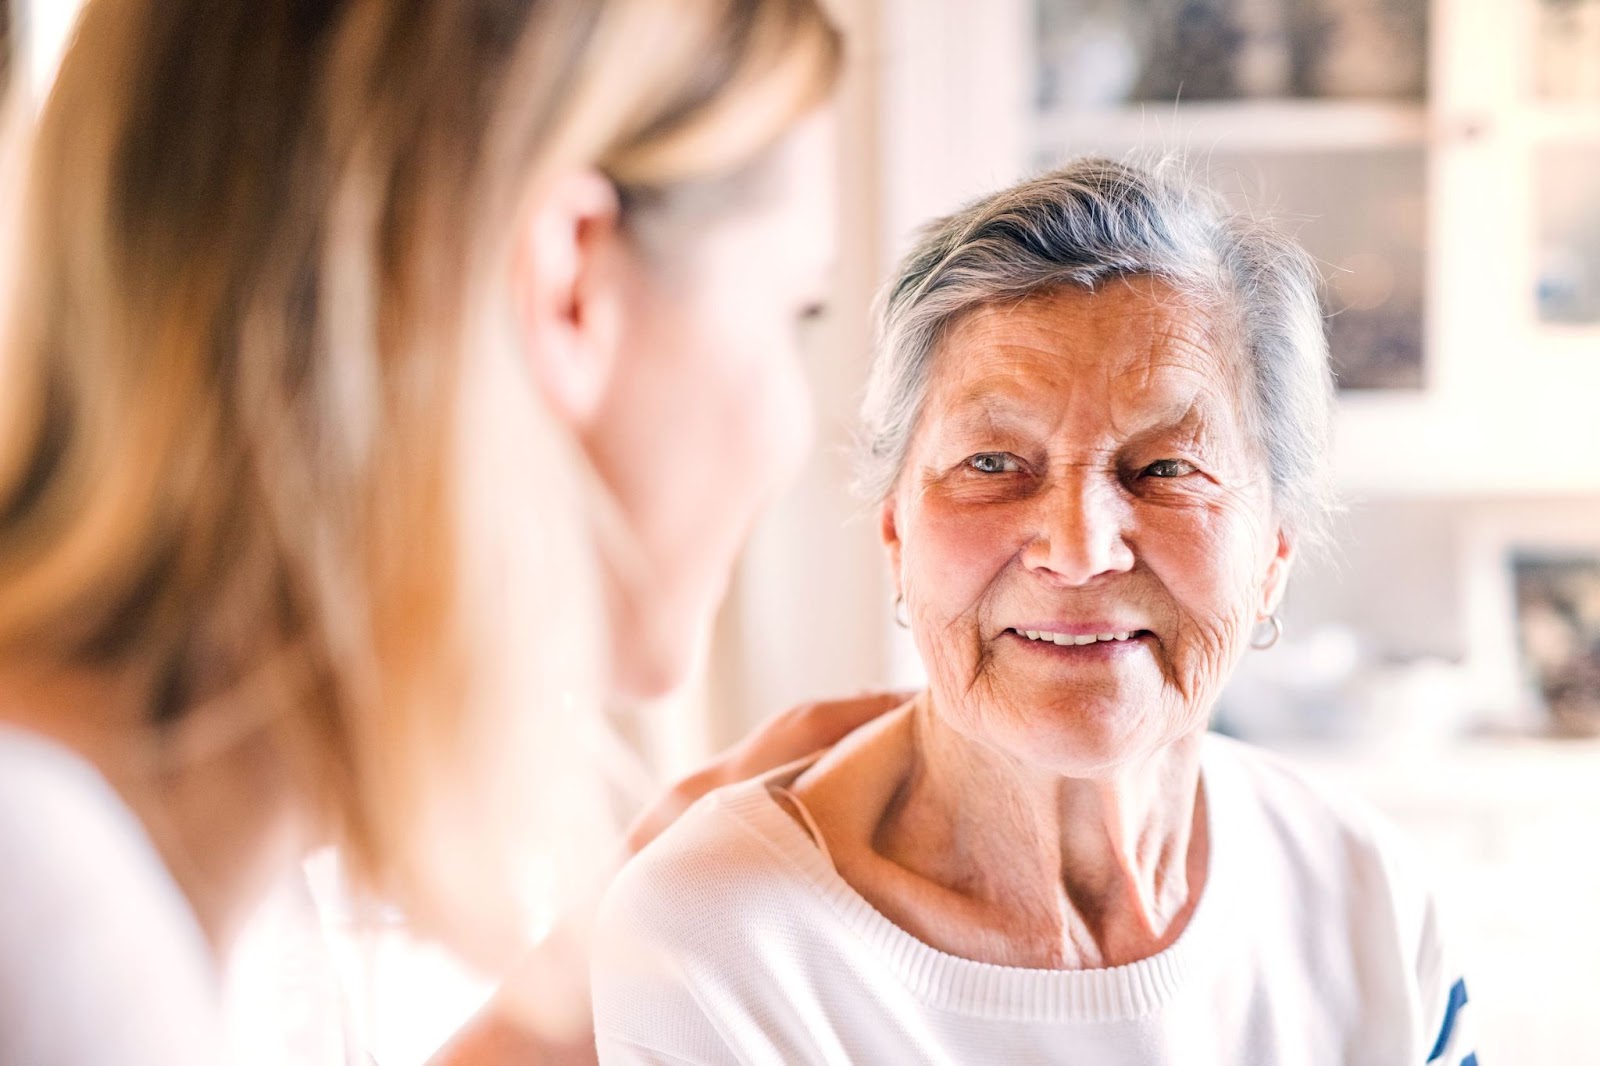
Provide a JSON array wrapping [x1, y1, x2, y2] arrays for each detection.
[[857, 156, 1336, 543]]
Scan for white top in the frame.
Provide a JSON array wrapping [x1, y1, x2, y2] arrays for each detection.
[[0, 725, 223, 1065], [592, 733, 1477, 1065]]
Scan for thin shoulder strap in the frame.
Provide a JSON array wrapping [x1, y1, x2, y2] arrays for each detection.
[[769, 785, 835, 869]]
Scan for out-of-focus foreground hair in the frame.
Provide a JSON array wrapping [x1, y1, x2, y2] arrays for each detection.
[[0, 0, 839, 966]]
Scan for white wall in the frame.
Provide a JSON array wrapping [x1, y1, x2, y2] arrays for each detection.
[[699, 0, 898, 750]]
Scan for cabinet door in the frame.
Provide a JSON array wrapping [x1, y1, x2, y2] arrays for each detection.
[[890, 0, 1600, 494], [1034, 0, 1431, 393], [1529, 1, 1600, 327], [1428, 0, 1600, 494]]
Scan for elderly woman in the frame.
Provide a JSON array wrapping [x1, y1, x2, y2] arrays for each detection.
[[591, 159, 1476, 1065]]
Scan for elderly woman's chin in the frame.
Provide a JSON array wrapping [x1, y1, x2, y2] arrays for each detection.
[[946, 670, 1204, 778]]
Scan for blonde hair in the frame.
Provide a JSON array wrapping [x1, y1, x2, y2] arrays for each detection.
[[0, 0, 839, 966]]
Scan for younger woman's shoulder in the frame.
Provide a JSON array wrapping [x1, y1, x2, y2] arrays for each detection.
[[0, 726, 221, 1065]]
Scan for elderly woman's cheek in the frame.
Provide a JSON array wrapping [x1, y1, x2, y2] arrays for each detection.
[[903, 494, 1025, 610], [1141, 503, 1267, 704]]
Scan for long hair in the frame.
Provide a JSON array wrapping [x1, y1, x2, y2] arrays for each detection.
[[0, 0, 839, 965]]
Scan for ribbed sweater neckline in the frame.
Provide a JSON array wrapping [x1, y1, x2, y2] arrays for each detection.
[[712, 736, 1239, 1025]]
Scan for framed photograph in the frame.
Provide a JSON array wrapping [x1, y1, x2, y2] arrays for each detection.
[[1512, 554, 1600, 737], [1461, 506, 1600, 737]]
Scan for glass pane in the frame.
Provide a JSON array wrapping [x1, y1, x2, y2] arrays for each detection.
[[1534, 0, 1600, 102], [1536, 144, 1600, 325], [1203, 149, 1427, 389], [1036, 0, 1429, 110]]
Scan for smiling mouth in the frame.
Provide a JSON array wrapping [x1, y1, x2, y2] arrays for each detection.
[[1005, 628, 1152, 647]]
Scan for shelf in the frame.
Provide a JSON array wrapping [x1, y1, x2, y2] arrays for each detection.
[[1035, 100, 1431, 159], [1519, 103, 1600, 145], [1273, 735, 1600, 794], [1532, 325, 1600, 354], [1333, 373, 1600, 498]]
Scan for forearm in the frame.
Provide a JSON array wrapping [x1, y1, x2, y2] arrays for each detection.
[[427, 1008, 597, 1066]]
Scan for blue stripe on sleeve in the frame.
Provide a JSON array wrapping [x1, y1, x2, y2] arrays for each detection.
[[1461, 1054, 1478, 1066], [1427, 978, 1468, 1062]]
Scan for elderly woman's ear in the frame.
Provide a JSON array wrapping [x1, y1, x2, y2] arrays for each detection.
[[878, 497, 905, 594], [1257, 526, 1296, 621]]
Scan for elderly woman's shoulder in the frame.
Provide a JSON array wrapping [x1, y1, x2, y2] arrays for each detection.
[[1203, 732, 1435, 910], [600, 772, 815, 946], [591, 769, 826, 1057]]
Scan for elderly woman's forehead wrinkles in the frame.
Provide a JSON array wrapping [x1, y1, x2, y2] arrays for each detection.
[[942, 393, 1045, 437], [944, 307, 1067, 366], [1099, 326, 1227, 416]]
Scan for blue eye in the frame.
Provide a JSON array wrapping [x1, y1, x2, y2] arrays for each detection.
[[1143, 459, 1196, 478], [967, 453, 1019, 474]]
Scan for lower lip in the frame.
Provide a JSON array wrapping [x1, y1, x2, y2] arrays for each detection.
[[1003, 630, 1151, 660]]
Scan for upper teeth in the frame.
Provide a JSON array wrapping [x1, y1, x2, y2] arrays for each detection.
[[1020, 630, 1132, 645]]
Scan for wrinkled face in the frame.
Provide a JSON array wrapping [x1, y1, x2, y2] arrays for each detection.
[[592, 111, 837, 699], [883, 278, 1292, 775]]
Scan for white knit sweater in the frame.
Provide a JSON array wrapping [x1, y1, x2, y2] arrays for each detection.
[[0, 726, 222, 1065], [593, 733, 1476, 1065]]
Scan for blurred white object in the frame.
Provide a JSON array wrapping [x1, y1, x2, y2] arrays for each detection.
[[1352, 657, 1472, 752], [1539, 0, 1600, 101], [222, 870, 352, 1066], [1217, 623, 1363, 741], [1286, 737, 1600, 1064], [302, 848, 499, 1066], [0, 726, 220, 1065]]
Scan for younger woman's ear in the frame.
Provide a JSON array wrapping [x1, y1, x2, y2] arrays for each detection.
[[509, 168, 625, 427]]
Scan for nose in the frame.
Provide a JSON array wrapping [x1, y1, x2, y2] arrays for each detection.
[[1020, 469, 1135, 586]]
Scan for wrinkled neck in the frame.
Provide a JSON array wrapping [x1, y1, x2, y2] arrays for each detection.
[[876, 696, 1208, 968]]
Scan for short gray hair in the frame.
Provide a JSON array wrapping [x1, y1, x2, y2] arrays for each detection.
[[858, 156, 1336, 542]]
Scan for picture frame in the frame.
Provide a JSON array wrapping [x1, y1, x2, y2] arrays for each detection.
[[1511, 553, 1600, 737], [1461, 504, 1600, 737]]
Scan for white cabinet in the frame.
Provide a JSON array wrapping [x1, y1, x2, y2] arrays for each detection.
[[878, 0, 1600, 498]]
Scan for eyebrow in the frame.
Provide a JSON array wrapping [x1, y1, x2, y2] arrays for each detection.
[[1122, 401, 1216, 452]]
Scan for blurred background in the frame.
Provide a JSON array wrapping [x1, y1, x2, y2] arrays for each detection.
[[6, 0, 1600, 1062]]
